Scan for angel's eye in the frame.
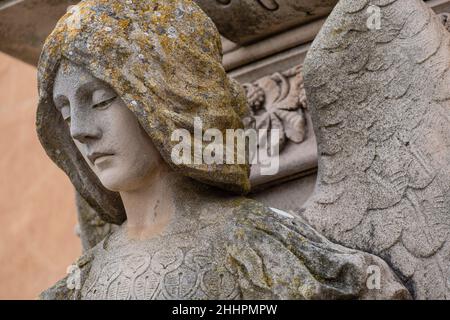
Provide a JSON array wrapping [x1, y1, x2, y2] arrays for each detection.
[[92, 96, 117, 110]]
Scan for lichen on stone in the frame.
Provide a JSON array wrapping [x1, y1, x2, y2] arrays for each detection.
[[36, 0, 251, 224]]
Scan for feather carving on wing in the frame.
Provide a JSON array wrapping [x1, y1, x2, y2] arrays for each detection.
[[301, 0, 450, 299]]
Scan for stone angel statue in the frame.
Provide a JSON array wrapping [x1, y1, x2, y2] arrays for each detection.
[[36, 0, 410, 300], [301, 0, 450, 299]]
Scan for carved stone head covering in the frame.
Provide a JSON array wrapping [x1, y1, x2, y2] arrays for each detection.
[[36, 0, 251, 224]]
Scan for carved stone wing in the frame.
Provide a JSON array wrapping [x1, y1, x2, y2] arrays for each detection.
[[302, 0, 450, 299]]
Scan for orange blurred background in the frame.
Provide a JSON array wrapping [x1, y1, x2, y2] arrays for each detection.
[[0, 52, 81, 299]]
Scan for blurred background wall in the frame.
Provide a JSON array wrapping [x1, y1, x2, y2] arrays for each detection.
[[0, 52, 80, 299]]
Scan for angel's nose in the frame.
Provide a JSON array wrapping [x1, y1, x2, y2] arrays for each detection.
[[70, 112, 102, 144]]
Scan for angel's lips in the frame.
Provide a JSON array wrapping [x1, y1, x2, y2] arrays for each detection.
[[88, 152, 115, 165]]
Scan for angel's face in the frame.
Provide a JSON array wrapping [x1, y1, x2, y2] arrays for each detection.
[[52, 60, 162, 192]]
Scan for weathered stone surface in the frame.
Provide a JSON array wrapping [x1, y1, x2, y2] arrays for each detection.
[[221, 1, 450, 71], [0, 0, 447, 67], [37, 0, 252, 226], [73, 56, 317, 252], [302, 0, 450, 299], [195, 0, 338, 45], [37, 0, 410, 300], [441, 12, 450, 31], [41, 177, 410, 300], [244, 65, 307, 154], [0, 0, 78, 65], [0, 52, 81, 299]]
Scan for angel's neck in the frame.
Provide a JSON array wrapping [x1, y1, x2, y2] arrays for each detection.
[[119, 165, 176, 240]]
